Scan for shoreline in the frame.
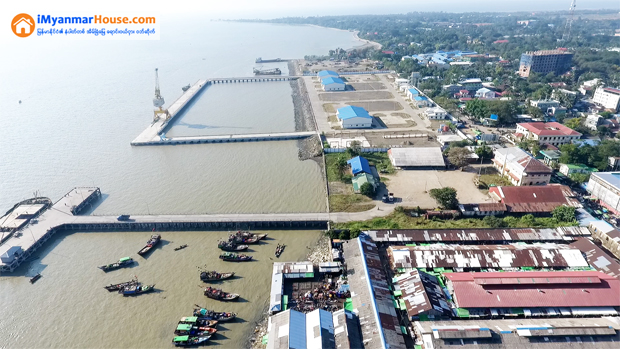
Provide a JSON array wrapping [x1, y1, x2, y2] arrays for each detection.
[[305, 24, 382, 51]]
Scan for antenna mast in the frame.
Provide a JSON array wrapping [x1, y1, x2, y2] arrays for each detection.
[[562, 0, 576, 41]]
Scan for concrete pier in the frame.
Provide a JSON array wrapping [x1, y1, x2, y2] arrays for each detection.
[[133, 131, 317, 146]]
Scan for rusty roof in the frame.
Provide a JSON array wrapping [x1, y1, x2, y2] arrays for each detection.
[[388, 244, 588, 270], [569, 238, 620, 279], [365, 227, 590, 243], [393, 269, 451, 318], [490, 185, 580, 212]]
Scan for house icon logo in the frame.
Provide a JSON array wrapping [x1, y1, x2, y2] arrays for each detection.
[[12, 13, 35, 38]]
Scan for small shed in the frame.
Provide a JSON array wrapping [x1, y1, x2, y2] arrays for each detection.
[[1, 245, 23, 264], [347, 156, 371, 176]]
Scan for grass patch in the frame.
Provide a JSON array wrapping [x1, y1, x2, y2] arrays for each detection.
[[329, 194, 375, 212], [334, 210, 578, 230], [325, 152, 395, 183], [323, 103, 336, 113], [478, 174, 513, 187], [328, 115, 339, 123]]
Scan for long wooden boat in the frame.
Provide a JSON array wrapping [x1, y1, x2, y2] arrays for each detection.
[[121, 284, 155, 296], [231, 231, 267, 243], [192, 308, 236, 322], [217, 241, 248, 252], [174, 244, 188, 251], [275, 244, 285, 258], [30, 273, 42, 284], [174, 323, 217, 336], [228, 234, 259, 244], [137, 234, 161, 256], [204, 287, 239, 301], [172, 335, 211, 347], [178, 317, 218, 327], [104, 279, 137, 292], [219, 252, 252, 262], [200, 271, 235, 282], [98, 257, 133, 272]]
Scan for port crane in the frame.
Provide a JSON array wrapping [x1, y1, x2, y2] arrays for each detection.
[[153, 68, 170, 122]]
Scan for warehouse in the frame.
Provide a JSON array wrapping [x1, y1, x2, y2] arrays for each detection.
[[336, 106, 373, 129], [489, 185, 580, 213], [587, 172, 620, 214], [317, 70, 339, 79], [321, 77, 346, 91], [393, 269, 452, 320], [388, 147, 445, 169]]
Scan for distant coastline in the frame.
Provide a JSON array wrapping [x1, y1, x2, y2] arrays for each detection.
[[306, 24, 382, 51]]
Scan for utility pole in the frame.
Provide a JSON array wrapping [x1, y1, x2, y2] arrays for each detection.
[[562, 0, 577, 41]]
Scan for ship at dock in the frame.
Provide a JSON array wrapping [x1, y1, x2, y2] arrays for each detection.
[[253, 68, 281, 76], [255, 57, 283, 63]]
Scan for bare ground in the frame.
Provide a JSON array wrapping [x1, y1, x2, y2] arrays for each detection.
[[345, 101, 403, 111], [319, 91, 393, 102]]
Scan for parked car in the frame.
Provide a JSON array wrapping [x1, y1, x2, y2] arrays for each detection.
[[117, 215, 130, 221]]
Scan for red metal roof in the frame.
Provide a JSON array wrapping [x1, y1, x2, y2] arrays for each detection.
[[518, 122, 581, 136], [603, 87, 620, 95], [445, 271, 620, 308], [493, 39, 509, 44], [489, 185, 578, 213]]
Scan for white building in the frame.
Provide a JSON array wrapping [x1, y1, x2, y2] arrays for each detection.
[[336, 106, 373, 129], [593, 87, 620, 112], [587, 172, 620, 215], [529, 99, 561, 111], [317, 70, 339, 79], [515, 122, 582, 146], [475, 87, 495, 99], [414, 96, 431, 107], [492, 147, 552, 186], [424, 107, 448, 120], [321, 77, 346, 91], [388, 147, 445, 168], [459, 78, 483, 92], [406, 88, 420, 101], [579, 78, 602, 95], [585, 114, 603, 131]]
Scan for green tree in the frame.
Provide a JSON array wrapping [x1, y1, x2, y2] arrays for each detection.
[[349, 228, 361, 239], [336, 156, 347, 180], [565, 117, 582, 130], [346, 141, 361, 157], [597, 126, 611, 139], [360, 182, 375, 197], [429, 187, 459, 209], [569, 173, 590, 184], [447, 147, 472, 169], [553, 205, 576, 222], [465, 99, 488, 120], [483, 215, 504, 228], [520, 214, 536, 227], [475, 144, 494, 160]]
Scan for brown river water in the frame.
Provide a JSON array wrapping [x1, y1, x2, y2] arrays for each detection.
[[0, 230, 322, 348]]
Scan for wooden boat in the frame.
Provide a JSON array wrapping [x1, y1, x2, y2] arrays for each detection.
[[30, 273, 42, 284], [219, 252, 252, 262], [98, 257, 133, 272], [137, 234, 161, 256], [121, 284, 155, 296], [275, 244, 285, 258], [217, 241, 248, 252], [104, 279, 137, 292], [174, 244, 188, 251], [192, 308, 236, 322], [179, 317, 218, 327], [228, 234, 259, 244], [204, 287, 239, 301], [172, 335, 211, 347], [200, 271, 235, 282], [233, 231, 267, 241], [175, 323, 217, 335]]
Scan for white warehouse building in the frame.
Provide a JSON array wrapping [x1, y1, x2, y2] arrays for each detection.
[[336, 106, 373, 129]]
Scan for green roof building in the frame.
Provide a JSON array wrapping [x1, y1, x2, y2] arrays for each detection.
[[352, 173, 377, 193], [559, 163, 598, 176], [539, 149, 561, 166]]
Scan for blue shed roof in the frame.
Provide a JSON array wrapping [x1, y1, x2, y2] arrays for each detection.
[[289, 309, 307, 349], [408, 88, 419, 95], [337, 106, 372, 120], [347, 156, 372, 175], [414, 96, 428, 101], [321, 77, 345, 85], [490, 114, 499, 120], [317, 70, 339, 77]]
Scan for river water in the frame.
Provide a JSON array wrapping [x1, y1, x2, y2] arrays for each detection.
[[0, 19, 362, 349]]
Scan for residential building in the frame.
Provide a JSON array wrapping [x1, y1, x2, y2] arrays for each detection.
[[406, 88, 420, 101], [442, 84, 462, 95], [529, 99, 560, 111], [336, 106, 373, 129], [588, 220, 620, 259], [341, 235, 407, 349], [436, 134, 465, 148], [492, 147, 552, 186], [321, 77, 346, 91], [579, 78, 602, 96], [489, 185, 579, 213], [352, 173, 377, 193], [559, 163, 597, 177], [414, 96, 431, 107], [392, 269, 452, 321], [459, 78, 483, 92], [317, 70, 339, 79], [518, 49, 574, 78], [539, 149, 561, 166], [388, 148, 445, 168], [515, 122, 582, 146], [424, 107, 447, 120], [585, 114, 603, 131], [587, 172, 620, 214], [474, 87, 495, 99], [593, 87, 620, 112], [347, 156, 371, 176]]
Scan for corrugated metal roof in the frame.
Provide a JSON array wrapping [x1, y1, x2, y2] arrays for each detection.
[[388, 244, 588, 269], [393, 269, 451, 318], [445, 271, 620, 309], [337, 105, 372, 120], [388, 148, 445, 167], [347, 156, 371, 175], [569, 238, 620, 279], [490, 185, 579, 212]]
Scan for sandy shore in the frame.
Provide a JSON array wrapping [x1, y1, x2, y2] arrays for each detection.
[[306, 24, 382, 51]]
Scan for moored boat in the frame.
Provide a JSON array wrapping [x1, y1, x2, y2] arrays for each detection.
[[121, 284, 155, 296], [98, 257, 134, 272], [30, 273, 42, 284], [219, 252, 252, 262], [217, 241, 248, 252], [200, 271, 235, 282], [179, 317, 218, 327], [234, 230, 267, 240], [228, 234, 259, 244], [275, 244, 285, 258], [104, 279, 137, 292], [172, 335, 211, 347], [204, 287, 239, 301], [174, 244, 188, 251], [174, 323, 217, 336], [192, 308, 236, 322], [137, 234, 161, 256]]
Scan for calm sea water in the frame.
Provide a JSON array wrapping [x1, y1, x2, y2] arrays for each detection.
[[0, 20, 361, 214]]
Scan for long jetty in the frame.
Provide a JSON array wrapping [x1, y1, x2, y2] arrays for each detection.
[[0, 188, 328, 272], [130, 76, 310, 146]]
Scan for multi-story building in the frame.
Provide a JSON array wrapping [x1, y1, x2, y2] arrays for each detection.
[[459, 78, 482, 92], [593, 87, 620, 112], [492, 147, 552, 186], [587, 172, 620, 214], [518, 49, 574, 78], [515, 122, 582, 146]]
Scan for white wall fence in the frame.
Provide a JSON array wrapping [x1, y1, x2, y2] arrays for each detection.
[[324, 147, 389, 153]]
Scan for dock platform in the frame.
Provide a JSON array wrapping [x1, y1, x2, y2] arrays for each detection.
[[134, 131, 317, 146]]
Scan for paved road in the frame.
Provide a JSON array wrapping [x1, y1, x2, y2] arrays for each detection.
[[375, 74, 432, 130]]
